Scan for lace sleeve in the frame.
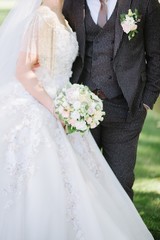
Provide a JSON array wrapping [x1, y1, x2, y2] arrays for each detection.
[[20, 7, 57, 71], [20, 13, 42, 65], [16, 9, 56, 115]]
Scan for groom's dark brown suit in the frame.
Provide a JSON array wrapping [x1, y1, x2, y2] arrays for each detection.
[[63, 0, 160, 199]]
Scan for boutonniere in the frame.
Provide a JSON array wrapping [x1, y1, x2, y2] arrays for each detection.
[[120, 9, 141, 40]]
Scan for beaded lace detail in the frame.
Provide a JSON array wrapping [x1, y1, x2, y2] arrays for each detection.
[[68, 133, 103, 178], [0, 5, 87, 240], [37, 6, 78, 79], [1, 6, 78, 209], [54, 126, 86, 240], [1, 84, 55, 209]]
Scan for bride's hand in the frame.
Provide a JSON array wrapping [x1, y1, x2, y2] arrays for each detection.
[[61, 121, 66, 129], [56, 117, 66, 130], [52, 104, 66, 129]]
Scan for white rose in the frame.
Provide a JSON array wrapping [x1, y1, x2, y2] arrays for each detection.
[[94, 111, 103, 121], [125, 15, 135, 24], [73, 101, 81, 110], [122, 16, 137, 34], [88, 107, 95, 115], [121, 22, 131, 34], [86, 117, 93, 125], [66, 89, 79, 102], [90, 122, 97, 129], [75, 121, 88, 131], [69, 119, 76, 127], [71, 111, 80, 120], [62, 101, 69, 108], [57, 105, 64, 114], [129, 23, 137, 31], [72, 90, 80, 99], [62, 110, 70, 118]]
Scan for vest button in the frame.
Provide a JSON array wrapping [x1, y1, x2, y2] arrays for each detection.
[[110, 57, 113, 61], [111, 40, 115, 44], [108, 76, 112, 80]]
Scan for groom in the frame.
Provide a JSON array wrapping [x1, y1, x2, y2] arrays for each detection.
[[63, 0, 160, 199]]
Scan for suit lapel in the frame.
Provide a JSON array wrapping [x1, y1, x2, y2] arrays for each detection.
[[73, 0, 86, 60], [114, 0, 132, 57], [73, 0, 132, 59]]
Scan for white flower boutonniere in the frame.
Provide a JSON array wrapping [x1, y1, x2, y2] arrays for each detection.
[[120, 9, 141, 40]]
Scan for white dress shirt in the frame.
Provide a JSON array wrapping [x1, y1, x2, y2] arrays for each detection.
[[86, 0, 118, 24]]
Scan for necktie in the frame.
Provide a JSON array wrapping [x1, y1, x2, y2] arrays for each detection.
[[97, 0, 108, 28]]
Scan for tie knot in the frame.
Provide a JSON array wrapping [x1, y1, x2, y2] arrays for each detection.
[[98, 0, 108, 27], [100, 0, 107, 4]]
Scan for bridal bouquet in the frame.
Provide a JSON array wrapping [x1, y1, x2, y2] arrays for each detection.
[[54, 83, 105, 134]]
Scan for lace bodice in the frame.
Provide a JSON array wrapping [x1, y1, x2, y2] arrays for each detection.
[[23, 6, 79, 97]]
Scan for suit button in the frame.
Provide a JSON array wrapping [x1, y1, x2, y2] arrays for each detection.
[[111, 40, 114, 44], [110, 57, 113, 61], [108, 76, 112, 80]]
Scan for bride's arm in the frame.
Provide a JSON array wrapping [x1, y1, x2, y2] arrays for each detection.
[[16, 51, 55, 115], [16, 11, 57, 116]]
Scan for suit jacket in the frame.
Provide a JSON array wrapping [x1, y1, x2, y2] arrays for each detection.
[[63, 0, 160, 111]]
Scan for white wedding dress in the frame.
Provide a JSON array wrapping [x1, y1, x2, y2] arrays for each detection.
[[0, 6, 154, 240]]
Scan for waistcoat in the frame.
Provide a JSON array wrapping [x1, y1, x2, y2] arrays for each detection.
[[81, 3, 123, 99]]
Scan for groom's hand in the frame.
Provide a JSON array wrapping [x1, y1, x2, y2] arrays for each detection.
[[143, 103, 150, 111]]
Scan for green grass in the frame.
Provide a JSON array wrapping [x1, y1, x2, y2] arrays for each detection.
[[0, 1, 16, 24], [0, 9, 9, 23], [134, 104, 160, 239], [1, 5, 160, 239]]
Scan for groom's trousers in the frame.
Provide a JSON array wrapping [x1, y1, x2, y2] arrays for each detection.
[[91, 98, 147, 200]]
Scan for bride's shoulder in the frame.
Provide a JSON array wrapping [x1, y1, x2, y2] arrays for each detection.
[[35, 5, 57, 27]]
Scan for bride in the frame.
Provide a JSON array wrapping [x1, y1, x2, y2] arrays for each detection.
[[0, 0, 154, 239]]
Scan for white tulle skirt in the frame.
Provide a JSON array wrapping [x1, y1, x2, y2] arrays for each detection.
[[0, 80, 154, 240]]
